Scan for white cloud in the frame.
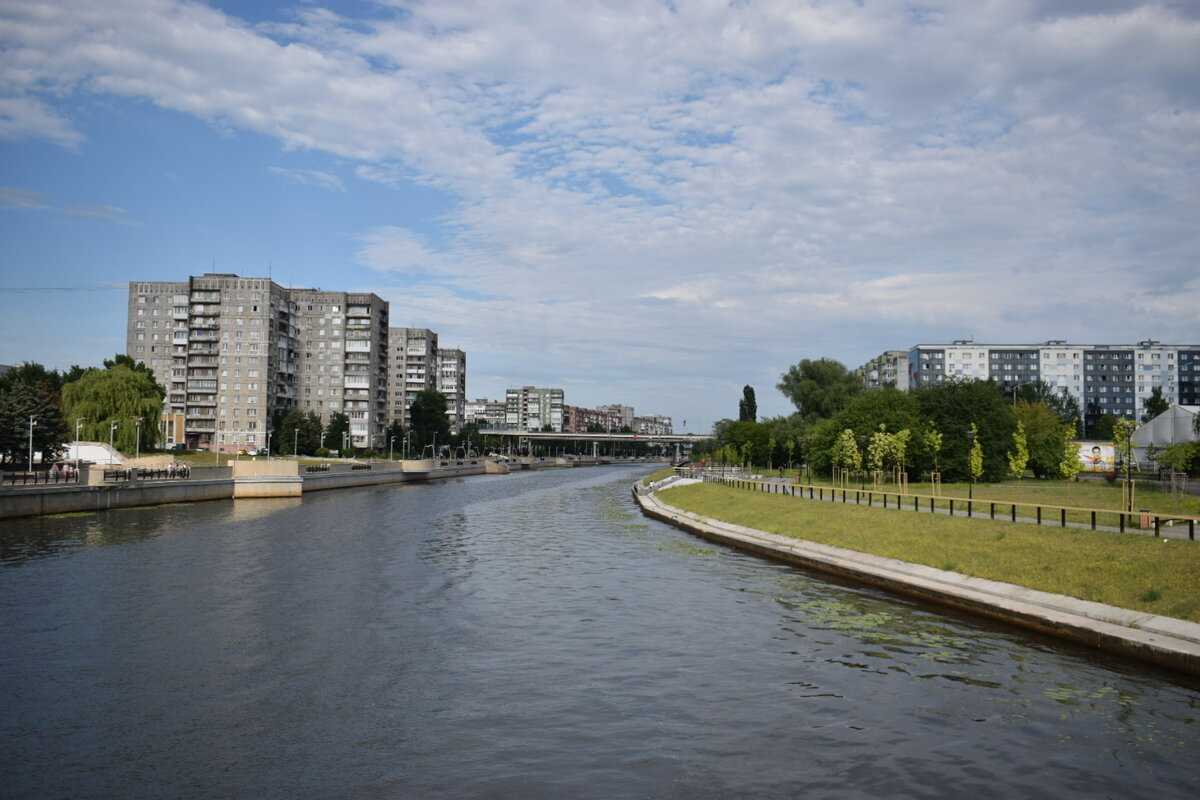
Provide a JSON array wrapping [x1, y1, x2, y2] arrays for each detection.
[[0, 185, 49, 209], [267, 166, 345, 191], [64, 204, 141, 225], [1, 0, 1197, 418], [0, 97, 83, 148]]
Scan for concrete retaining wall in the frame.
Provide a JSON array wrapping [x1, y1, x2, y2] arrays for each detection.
[[635, 485, 1200, 678], [0, 480, 235, 517]]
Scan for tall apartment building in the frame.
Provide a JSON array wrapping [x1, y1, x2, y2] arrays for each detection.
[[387, 327, 438, 430], [902, 339, 1199, 426], [437, 348, 467, 433], [128, 274, 388, 452], [506, 386, 565, 431], [292, 289, 390, 449]]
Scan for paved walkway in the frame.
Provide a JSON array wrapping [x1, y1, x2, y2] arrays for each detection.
[[635, 482, 1200, 677]]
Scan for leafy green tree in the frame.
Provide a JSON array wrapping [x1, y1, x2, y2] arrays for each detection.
[[409, 389, 450, 455], [866, 426, 892, 472], [738, 385, 758, 422], [1014, 380, 1084, 436], [777, 358, 864, 422], [385, 419, 406, 457], [967, 423, 984, 484], [831, 428, 862, 473], [1013, 402, 1070, 478], [921, 424, 944, 474], [1059, 427, 1083, 481], [275, 411, 324, 456], [1142, 386, 1170, 422], [721, 420, 771, 467], [1157, 442, 1199, 476], [274, 411, 299, 455], [323, 412, 351, 452], [0, 383, 68, 467], [1091, 413, 1117, 441], [61, 364, 163, 455], [1111, 417, 1135, 471], [805, 388, 921, 476], [913, 379, 1016, 482], [1007, 421, 1029, 479]]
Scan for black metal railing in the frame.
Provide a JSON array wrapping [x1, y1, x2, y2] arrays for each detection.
[[706, 475, 1198, 541], [2, 470, 80, 487]]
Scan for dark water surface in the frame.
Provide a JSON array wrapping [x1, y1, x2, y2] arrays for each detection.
[[2, 465, 1197, 798]]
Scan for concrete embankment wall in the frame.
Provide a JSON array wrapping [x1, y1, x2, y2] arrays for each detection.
[[0, 479, 236, 518], [634, 483, 1200, 678]]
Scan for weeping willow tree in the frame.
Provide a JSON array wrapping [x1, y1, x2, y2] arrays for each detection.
[[62, 365, 164, 455]]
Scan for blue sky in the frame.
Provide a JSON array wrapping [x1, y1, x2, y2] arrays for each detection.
[[2, 0, 1198, 432]]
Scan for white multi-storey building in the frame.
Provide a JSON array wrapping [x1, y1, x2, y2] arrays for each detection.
[[437, 348, 467, 433], [902, 339, 1199, 427]]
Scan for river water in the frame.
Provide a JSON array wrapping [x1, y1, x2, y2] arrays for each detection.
[[1, 465, 1197, 798]]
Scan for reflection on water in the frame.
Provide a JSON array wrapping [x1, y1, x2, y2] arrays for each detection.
[[0, 496, 302, 565], [1, 465, 1198, 799]]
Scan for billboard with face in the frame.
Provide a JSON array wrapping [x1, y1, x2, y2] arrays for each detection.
[[1075, 441, 1115, 472]]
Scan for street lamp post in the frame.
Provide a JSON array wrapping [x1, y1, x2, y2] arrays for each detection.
[[294, 427, 299, 458], [404, 432, 411, 460], [133, 417, 143, 461], [74, 417, 85, 470], [109, 421, 118, 464], [389, 436, 396, 462], [266, 431, 272, 460], [28, 416, 37, 472]]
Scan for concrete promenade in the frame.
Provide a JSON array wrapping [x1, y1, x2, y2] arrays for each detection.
[[635, 479, 1200, 678]]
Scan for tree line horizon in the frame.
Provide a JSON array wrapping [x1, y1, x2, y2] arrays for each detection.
[[690, 358, 1195, 482]]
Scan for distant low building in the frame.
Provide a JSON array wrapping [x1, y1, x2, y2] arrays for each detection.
[[563, 405, 620, 432], [465, 398, 507, 429], [633, 414, 673, 435], [596, 404, 635, 430], [854, 350, 909, 390]]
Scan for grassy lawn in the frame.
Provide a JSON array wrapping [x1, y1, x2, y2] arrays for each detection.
[[757, 470, 1200, 528], [641, 466, 677, 485], [658, 481, 1200, 622]]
